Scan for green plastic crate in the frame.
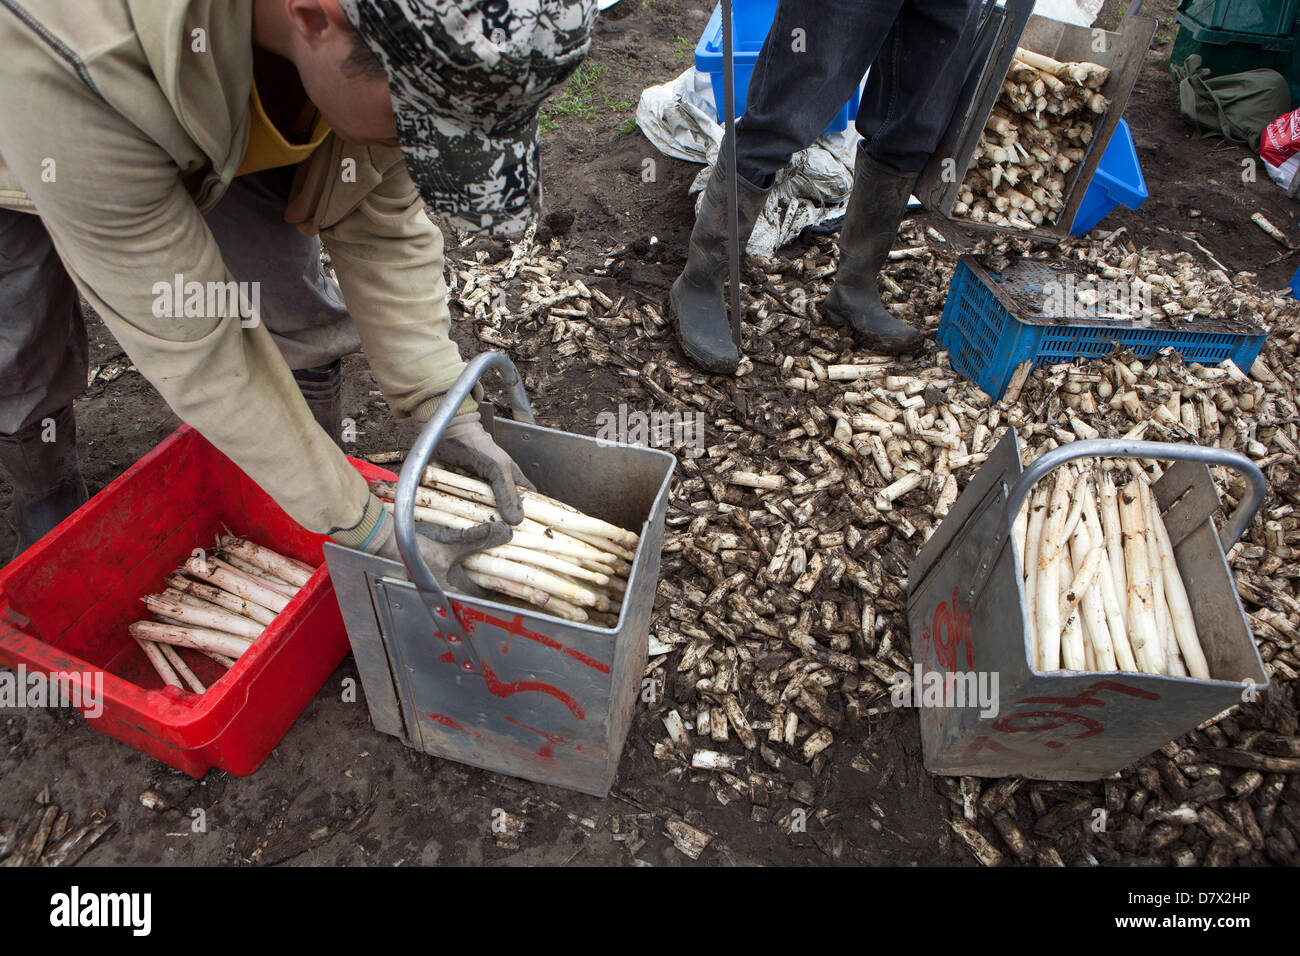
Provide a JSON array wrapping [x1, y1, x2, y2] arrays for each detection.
[[1180, 0, 1299, 40]]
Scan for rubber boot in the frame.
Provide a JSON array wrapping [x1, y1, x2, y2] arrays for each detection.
[[820, 148, 926, 355], [293, 359, 344, 446], [0, 405, 88, 559], [669, 153, 770, 373]]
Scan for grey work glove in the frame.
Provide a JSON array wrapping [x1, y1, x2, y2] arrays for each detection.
[[433, 410, 537, 524], [363, 506, 510, 599]]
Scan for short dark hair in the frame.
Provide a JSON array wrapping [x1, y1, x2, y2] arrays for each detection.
[[343, 28, 387, 80]]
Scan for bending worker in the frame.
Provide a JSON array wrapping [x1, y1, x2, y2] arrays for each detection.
[[671, 0, 982, 372], [0, 0, 596, 576]]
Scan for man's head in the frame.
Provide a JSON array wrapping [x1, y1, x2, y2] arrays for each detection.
[[258, 0, 597, 235], [258, 0, 400, 147]]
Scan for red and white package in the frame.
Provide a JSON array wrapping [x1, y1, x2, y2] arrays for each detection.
[[1261, 108, 1300, 192]]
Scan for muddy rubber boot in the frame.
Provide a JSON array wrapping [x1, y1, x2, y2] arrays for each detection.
[[293, 359, 344, 446], [0, 405, 89, 560], [669, 155, 770, 373], [820, 148, 925, 355]]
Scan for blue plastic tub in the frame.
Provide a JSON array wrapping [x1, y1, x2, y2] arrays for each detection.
[[937, 255, 1266, 399], [695, 0, 860, 134], [1070, 119, 1148, 237]]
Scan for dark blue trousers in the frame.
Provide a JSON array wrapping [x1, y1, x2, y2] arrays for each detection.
[[734, 0, 984, 187]]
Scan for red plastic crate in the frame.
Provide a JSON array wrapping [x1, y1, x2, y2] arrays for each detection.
[[0, 425, 394, 777]]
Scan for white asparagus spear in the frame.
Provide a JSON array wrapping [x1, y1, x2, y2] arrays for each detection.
[[463, 570, 550, 606], [1036, 471, 1074, 670], [142, 593, 265, 640], [1081, 487, 1137, 671], [217, 536, 314, 587], [184, 557, 290, 614], [1058, 528, 1103, 628], [1096, 471, 1128, 633], [199, 649, 238, 669], [1060, 607, 1087, 671], [136, 638, 183, 688], [460, 553, 610, 610], [395, 499, 616, 564], [219, 553, 299, 597], [1118, 485, 1166, 674], [129, 621, 254, 660], [1137, 481, 1180, 675], [1147, 488, 1209, 678], [371, 481, 627, 563], [1021, 486, 1049, 670], [1069, 505, 1117, 671], [157, 643, 206, 694], [1012, 498, 1029, 577], [420, 465, 639, 549], [166, 575, 277, 626], [378, 502, 612, 585]]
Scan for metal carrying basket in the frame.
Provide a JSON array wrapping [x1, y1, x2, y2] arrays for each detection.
[[905, 430, 1269, 780], [324, 353, 676, 796]]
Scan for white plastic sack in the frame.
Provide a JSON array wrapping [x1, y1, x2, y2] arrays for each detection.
[[636, 67, 861, 257], [1030, 0, 1102, 28]]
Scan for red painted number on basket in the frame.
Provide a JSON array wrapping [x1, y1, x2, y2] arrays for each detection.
[[919, 588, 975, 672], [963, 680, 1161, 761]]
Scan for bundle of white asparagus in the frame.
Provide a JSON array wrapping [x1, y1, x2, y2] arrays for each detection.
[[953, 47, 1111, 229], [369, 465, 638, 626], [1013, 461, 1209, 678], [127, 536, 314, 693]]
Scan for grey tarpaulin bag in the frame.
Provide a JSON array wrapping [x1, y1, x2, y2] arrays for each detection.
[[1172, 54, 1292, 152]]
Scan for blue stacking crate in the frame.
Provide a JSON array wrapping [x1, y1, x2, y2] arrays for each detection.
[[938, 255, 1267, 399], [1070, 119, 1148, 237], [695, 1, 860, 134]]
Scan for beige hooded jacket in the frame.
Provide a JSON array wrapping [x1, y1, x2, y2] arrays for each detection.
[[0, 0, 472, 537]]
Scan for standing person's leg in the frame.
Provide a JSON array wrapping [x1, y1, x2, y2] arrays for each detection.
[[205, 168, 362, 443], [672, 0, 904, 373], [822, 0, 982, 352], [0, 209, 89, 559]]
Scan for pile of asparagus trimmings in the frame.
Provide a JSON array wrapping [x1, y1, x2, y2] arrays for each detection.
[[370, 466, 639, 625], [1013, 461, 1209, 678], [128, 536, 312, 693], [954, 47, 1110, 229]]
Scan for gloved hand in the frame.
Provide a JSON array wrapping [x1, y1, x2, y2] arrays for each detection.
[[434, 410, 537, 523], [347, 409, 535, 599], [362, 505, 511, 599]]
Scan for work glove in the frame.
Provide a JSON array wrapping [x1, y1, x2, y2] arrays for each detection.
[[434, 409, 537, 522], [354, 409, 535, 600], [363, 506, 511, 599]]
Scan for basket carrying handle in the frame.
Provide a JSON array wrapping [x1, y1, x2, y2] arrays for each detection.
[[968, 439, 1268, 606], [393, 352, 535, 660], [1005, 439, 1266, 548]]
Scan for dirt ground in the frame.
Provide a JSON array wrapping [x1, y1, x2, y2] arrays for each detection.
[[1, 0, 1298, 867]]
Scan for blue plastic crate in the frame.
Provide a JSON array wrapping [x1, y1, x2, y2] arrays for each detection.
[[938, 256, 1266, 399], [1070, 119, 1148, 237], [695, 1, 860, 135]]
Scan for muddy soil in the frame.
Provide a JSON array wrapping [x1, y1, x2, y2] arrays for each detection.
[[0, 0, 1296, 867]]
